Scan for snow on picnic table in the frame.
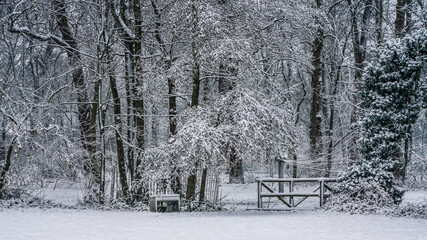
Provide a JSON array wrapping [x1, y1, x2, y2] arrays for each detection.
[[1, 208, 426, 240]]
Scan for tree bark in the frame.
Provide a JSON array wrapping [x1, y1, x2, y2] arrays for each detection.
[[125, 51, 134, 182], [292, 70, 307, 178], [106, 33, 129, 202], [199, 168, 208, 201], [0, 137, 16, 197], [51, 0, 99, 189], [0, 119, 5, 170], [185, 63, 200, 200], [124, 0, 146, 202], [133, 0, 145, 180], [309, 0, 324, 175], [325, 68, 339, 178], [348, 0, 373, 163], [199, 73, 211, 201], [229, 147, 244, 184], [395, 0, 406, 38], [394, 0, 413, 181], [186, 0, 201, 201], [375, 0, 383, 46]]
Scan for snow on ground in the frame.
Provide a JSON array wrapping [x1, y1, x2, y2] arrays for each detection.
[[403, 191, 427, 204], [31, 180, 85, 206], [33, 179, 427, 209], [2, 181, 427, 240], [1, 208, 427, 240]]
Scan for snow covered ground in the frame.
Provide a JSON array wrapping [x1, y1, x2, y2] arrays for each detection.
[[31, 179, 427, 208], [1, 181, 426, 240], [1, 208, 427, 240]]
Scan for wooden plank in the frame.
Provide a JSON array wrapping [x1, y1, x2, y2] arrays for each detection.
[[257, 177, 340, 183], [260, 193, 330, 197]]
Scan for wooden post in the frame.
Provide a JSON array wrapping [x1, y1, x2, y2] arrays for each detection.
[[214, 174, 220, 204], [289, 180, 294, 207], [319, 180, 324, 207], [276, 157, 285, 193], [257, 180, 262, 209]]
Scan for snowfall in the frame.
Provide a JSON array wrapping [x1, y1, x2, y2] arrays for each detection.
[[1, 181, 427, 240]]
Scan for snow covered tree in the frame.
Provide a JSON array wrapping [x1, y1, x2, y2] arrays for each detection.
[[170, 85, 299, 199], [340, 29, 427, 204]]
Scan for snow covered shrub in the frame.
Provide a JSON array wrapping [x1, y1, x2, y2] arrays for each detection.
[[338, 29, 427, 206], [392, 202, 427, 219], [406, 110, 427, 190], [325, 180, 396, 214], [326, 186, 427, 218], [182, 200, 223, 212]]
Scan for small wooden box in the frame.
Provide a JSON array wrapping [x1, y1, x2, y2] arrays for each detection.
[[149, 194, 180, 212]]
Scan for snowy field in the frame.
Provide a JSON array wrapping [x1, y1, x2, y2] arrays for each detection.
[[1, 208, 427, 240], [33, 180, 427, 208], [1, 181, 426, 240]]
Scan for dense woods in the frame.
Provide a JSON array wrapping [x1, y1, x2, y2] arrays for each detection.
[[0, 0, 426, 206]]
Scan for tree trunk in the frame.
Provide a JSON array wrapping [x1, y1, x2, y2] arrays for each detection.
[[132, 0, 146, 201], [0, 137, 16, 197], [168, 76, 177, 136], [348, 0, 373, 163], [125, 51, 135, 182], [309, 0, 324, 175], [405, 0, 412, 34], [375, 0, 383, 46], [325, 69, 339, 178], [199, 168, 208, 202], [106, 36, 129, 202], [292, 70, 307, 178], [185, 60, 200, 201], [98, 79, 106, 204], [229, 147, 244, 184], [199, 74, 211, 201], [394, 0, 413, 180], [53, 0, 99, 189], [0, 119, 5, 169], [168, 74, 180, 194], [185, 0, 201, 201], [395, 0, 406, 38], [292, 154, 298, 178]]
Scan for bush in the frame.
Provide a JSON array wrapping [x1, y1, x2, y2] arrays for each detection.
[[325, 181, 396, 214]]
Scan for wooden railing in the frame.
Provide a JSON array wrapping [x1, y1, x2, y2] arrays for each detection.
[[256, 177, 340, 209]]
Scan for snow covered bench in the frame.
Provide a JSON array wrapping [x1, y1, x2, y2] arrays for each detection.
[[149, 194, 180, 212]]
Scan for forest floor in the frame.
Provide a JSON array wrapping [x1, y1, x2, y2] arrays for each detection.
[[1, 181, 427, 240]]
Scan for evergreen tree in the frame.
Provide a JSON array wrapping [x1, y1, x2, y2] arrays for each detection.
[[341, 29, 427, 204]]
